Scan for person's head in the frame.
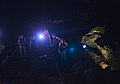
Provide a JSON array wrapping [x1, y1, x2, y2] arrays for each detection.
[[19, 35, 24, 39], [61, 38, 66, 43]]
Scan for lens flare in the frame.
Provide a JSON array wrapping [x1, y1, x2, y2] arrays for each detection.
[[39, 34, 44, 39]]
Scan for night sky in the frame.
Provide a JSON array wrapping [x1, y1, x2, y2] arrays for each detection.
[[0, 0, 120, 45]]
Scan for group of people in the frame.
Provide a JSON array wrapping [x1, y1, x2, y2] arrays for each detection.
[[17, 29, 68, 61]]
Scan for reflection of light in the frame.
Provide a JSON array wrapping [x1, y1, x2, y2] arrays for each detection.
[[83, 45, 86, 48], [70, 48, 74, 52], [39, 34, 44, 39]]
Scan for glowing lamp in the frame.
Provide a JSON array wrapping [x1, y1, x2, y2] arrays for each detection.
[[83, 45, 86, 48], [39, 34, 44, 39]]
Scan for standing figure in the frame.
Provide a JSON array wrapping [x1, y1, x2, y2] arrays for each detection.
[[29, 35, 39, 55], [0, 41, 5, 55], [17, 35, 27, 56], [0, 41, 5, 83], [38, 29, 51, 56], [50, 34, 62, 59], [0, 40, 6, 64], [58, 39, 68, 62], [43, 29, 51, 45]]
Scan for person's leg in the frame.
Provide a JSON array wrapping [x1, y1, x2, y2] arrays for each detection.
[[23, 46, 26, 56], [63, 50, 67, 62], [19, 46, 23, 56], [58, 50, 63, 59]]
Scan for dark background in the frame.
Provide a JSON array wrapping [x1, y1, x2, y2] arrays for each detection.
[[0, 0, 120, 61], [0, 0, 119, 40]]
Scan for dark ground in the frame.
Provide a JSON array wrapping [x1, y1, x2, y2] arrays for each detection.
[[0, 42, 120, 84]]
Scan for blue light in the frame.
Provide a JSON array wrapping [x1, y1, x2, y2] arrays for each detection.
[[70, 48, 75, 52], [39, 34, 44, 39], [83, 45, 86, 48]]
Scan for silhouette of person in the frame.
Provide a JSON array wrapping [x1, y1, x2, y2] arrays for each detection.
[[58, 39, 68, 62], [17, 35, 27, 56], [29, 35, 39, 55]]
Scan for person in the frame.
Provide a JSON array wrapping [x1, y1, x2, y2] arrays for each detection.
[[38, 29, 52, 57], [43, 29, 51, 45], [17, 35, 27, 56], [0, 40, 7, 64], [58, 39, 68, 62], [29, 35, 39, 54], [50, 35, 61, 54], [50, 34, 61, 47], [50, 34, 61, 57], [0, 41, 5, 55]]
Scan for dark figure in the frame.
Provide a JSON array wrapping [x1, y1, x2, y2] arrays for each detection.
[[0, 41, 9, 84], [43, 29, 51, 45], [50, 35, 61, 56], [38, 29, 51, 56], [50, 35, 64, 78], [58, 39, 68, 62], [29, 35, 39, 55], [17, 35, 27, 56], [0, 40, 7, 64], [0, 41, 5, 55], [0, 40, 5, 69]]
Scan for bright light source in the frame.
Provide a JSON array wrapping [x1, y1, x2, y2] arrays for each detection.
[[39, 34, 44, 39], [83, 45, 86, 48]]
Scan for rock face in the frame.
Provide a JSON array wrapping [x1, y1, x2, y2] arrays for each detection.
[[81, 26, 113, 69]]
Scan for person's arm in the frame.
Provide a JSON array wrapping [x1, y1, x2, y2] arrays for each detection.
[[50, 35, 55, 47], [63, 41, 68, 49], [52, 35, 61, 41], [50, 42, 55, 47], [55, 36, 61, 41], [65, 42, 68, 46], [17, 38, 21, 45], [29, 40, 31, 50]]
